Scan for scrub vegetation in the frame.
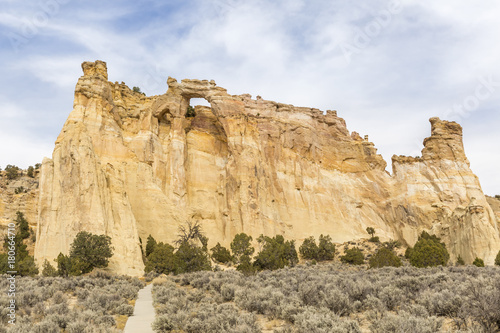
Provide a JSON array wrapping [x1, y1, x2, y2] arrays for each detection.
[[151, 265, 500, 333], [0, 272, 144, 332]]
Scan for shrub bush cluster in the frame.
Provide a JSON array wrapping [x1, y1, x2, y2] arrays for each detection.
[[145, 224, 302, 275], [145, 222, 212, 275], [4, 165, 20, 180], [155, 264, 500, 333], [152, 278, 260, 332], [0, 274, 144, 332]]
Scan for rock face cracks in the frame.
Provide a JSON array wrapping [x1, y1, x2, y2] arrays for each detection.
[[35, 61, 500, 275]]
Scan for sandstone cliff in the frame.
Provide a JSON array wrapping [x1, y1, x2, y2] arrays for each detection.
[[34, 61, 500, 275]]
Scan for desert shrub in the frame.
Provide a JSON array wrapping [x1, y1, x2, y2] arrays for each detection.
[[52, 291, 67, 305], [456, 255, 465, 266], [253, 235, 298, 270], [379, 285, 406, 311], [369, 236, 380, 243], [405, 246, 413, 259], [152, 315, 174, 332], [153, 281, 260, 332], [175, 241, 212, 274], [370, 311, 442, 333], [17, 255, 39, 277], [383, 239, 401, 250], [14, 186, 25, 194], [496, 251, 500, 266], [186, 105, 196, 117], [230, 233, 254, 263], [27, 166, 34, 178], [369, 247, 402, 268], [408, 232, 449, 268], [42, 259, 58, 277], [210, 243, 233, 264], [298, 283, 324, 307], [291, 307, 361, 333], [0, 253, 8, 274], [236, 254, 256, 275], [472, 257, 485, 267], [418, 288, 462, 317], [299, 235, 334, 261], [69, 231, 114, 273], [340, 248, 364, 265], [145, 242, 178, 274], [66, 320, 88, 333], [220, 283, 237, 302], [56, 253, 83, 277], [464, 279, 500, 332], [45, 313, 71, 329], [317, 235, 335, 261], [322, 287, 352, 316], [183, 303, 260, 333], [114, 304, 134, 316], [299, 236, 318, 260], [5, 164, 20, 180], [176, 221, 207, 248]]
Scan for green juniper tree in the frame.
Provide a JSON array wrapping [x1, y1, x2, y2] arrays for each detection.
[[230, 233, 254, 263], [407, 231, 449, 268], [145, 234, 157, 257], [299, 236, 319, 260], [253, 235, 298, 271], [69, 231, 114, 274], [317, 235, 335, 261], [369, 247, 402, 268], [472, 257, 485, 267], [210, 243, 233, 264], [340, 247, 364, 265]]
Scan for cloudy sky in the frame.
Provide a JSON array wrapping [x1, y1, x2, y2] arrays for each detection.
[[0, 0, 499, 195]]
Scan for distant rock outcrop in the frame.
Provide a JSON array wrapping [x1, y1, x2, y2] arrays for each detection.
[[34, 61, 500, 275], [0, 169, 39, 254]]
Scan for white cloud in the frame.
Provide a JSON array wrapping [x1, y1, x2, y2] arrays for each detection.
[[0, 0, 499, 192]]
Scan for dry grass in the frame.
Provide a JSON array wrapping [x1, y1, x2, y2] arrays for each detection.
[[116, 314, 129, 330]]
